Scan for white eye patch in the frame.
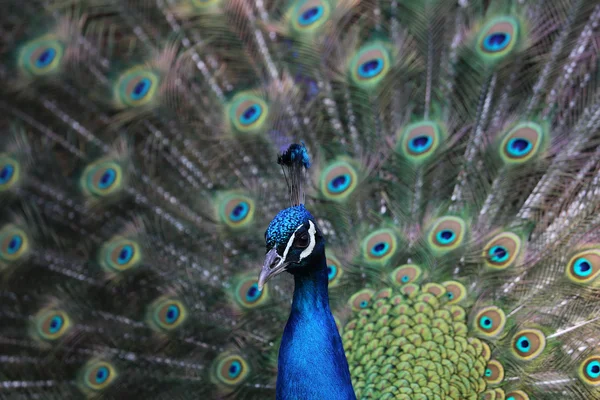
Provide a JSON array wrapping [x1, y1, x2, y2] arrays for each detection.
[[279, 221, 317, 265], [299, 221, 316, 261]]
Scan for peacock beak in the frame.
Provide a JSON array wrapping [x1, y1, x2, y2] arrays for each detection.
[[258, 248, 287, 291]]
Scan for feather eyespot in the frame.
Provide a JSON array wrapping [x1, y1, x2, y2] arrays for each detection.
[[235, 276, 269, 308], [566, 249, 600, 284], [148, 298, 187, 332], [483, 232, 522, 269], [18, 37, 64, 76], [0, 225, 29, 262], [291, 0, 331, 32], [442, 281, 466, 304], [0, 156, 20, 190], [361, 229, 397, 264], [398, 121, 443, 163], [99, 238, 141, 272], [219, 194, 255, 228], [500, 122, 544, 164], [484, 360, 504, 385], [427, 216, 466, 253], [326, 254, 343, 288], [477, 17, 520, 61], [390, 264, 422, 286], [349, 289, 374, 311], [34, 309, 72, 341], [78, 360, 117, 393], [227, 93, 269, 134], [473, 306, 506, 337], [579, 355, 600, 386], [212, 354, 250, 386], [114, 67, 159, 107], [81, 159, 124, 198], [511, 329, 546, 360], [319, 160, 358, 201], [505, 391, 529, 400], [350, 43, 391, 89]]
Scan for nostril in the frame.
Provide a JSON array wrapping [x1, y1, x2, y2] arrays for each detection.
[[270, 256, 282, 269]]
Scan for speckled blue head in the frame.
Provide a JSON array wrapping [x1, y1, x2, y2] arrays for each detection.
[[266, 205, 314, 250]]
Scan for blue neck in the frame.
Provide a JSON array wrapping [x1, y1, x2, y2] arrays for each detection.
[[276, 255, 355, 400]]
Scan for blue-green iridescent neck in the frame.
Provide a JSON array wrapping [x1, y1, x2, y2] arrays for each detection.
[[266, 205, 314, 249]]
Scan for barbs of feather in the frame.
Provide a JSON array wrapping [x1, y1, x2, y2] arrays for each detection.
[[277, 142, 311, 207]]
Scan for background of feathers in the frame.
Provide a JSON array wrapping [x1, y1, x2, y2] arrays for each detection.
[[1, 0, 600, 399]]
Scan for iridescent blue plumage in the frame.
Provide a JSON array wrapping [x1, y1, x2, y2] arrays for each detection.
[[263, 205, 355, 399], [277, 262, 355, 400], [266, 205, 314, 249]]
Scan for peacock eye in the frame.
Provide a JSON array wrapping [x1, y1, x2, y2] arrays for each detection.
[[80, 360, 117, 392], [114, 67, 160, 107], [34, 309, 72, 341], [212, 353, 250, 386], [148, 297, 187, 332], [295, 233, 309, 248], [350, 43, 391, 89], [19, 37, 65, 76], [499, 122, 544, 164], [0, 156, 20, 189], [511, 329, 546, 360], [473, 306, 506, 337], [228, 92, 269, 134], [234, 275, 269, 309], [579, 355, 600, 386]]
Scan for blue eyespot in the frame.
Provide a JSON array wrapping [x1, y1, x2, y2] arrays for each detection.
[[230, 202, 249, 222], [516, 336, 531, 352], [489, 245, 509, 263], [95, 366, 110, 384], [485, 368, 492, 377], [479, 316, 493, 329], [507, 138, 532, 157], [228, 360, 242, 378], [327, 174, 351, 193], [483, 32, 511, 52], [130, 78, 152, 100], [165, 305, 180, 324], [587, 361, 600, 378], [574, 257, 593, 277], [240, 105, 262, 125], [447, 292, 454, 300], [327, 265, 337, 281], [408, 135, 432, 154], [98, 168, 117, 190], [245, 283, 261, 302], [401, 275, 410, 283], [507, 397, 515, 400], [49, 315, 64, 334], [371, 242, 389, 257], [436, 230, 455, 245], [7, 234, 23, 255], [359, 300, 368, 308], [298, 6, 323, 26], [0, 164, 14, 184], [36, 47, 56, 68], [358, 59, 383, 79], [117, 245, 134, 265]]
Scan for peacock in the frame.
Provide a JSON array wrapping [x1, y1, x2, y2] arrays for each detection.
[[1, 0, 600, 399]]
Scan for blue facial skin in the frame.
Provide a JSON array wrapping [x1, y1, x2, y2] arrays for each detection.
[[266, 206, 355, 399]]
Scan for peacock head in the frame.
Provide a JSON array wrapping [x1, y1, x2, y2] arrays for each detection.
[[258, 204, 324, 290]]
